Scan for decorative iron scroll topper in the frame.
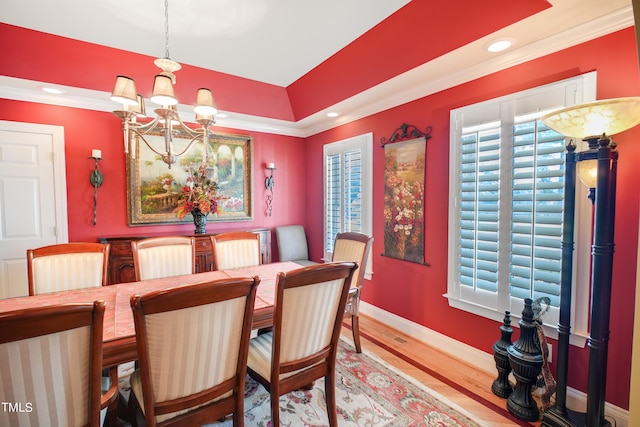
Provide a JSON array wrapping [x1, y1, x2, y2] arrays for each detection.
[[380, 123, 432, 146]]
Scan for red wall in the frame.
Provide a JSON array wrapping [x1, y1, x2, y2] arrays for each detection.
[[286, 0, 550, 120], [304, 27, 640, 410], [0, 99, 307, 257], [0, 23, 295, 121]]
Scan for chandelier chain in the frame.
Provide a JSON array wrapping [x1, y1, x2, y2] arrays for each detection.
[[163, 0, 170, 59]]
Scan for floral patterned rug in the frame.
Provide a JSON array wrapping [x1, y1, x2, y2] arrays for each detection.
[[201, 340, 484, 427]]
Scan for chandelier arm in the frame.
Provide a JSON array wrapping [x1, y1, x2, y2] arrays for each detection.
[[130, 116, 163, 134], [172, 134, 207, 158], [122, 120, 131, 154], [169, 112, 206, 138], [113, 110, 135, 153], [128, 130, 167, 158], [131, 129, 203, 160]]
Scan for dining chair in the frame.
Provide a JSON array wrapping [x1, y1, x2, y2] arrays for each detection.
[[331, 232, 373, 353], [131, 236, 196, 281], [0, 301, 118, 427], [210, 231, 260, 270], [246, 261, 357, 427], [127, 276, 260, 427], [27, 242, 111, 295], [274, 225, 318, 266], [26, 242, 119, 425]]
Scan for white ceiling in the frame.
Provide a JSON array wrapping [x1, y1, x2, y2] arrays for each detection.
[[0, 0, 636, 136]]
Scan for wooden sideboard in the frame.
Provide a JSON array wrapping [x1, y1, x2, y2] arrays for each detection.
[[98, 228, 271, 284]]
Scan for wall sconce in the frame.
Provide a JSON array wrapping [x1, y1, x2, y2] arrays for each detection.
[[89, 149, 103, 226], [540, 97, 640, 427], [265, 162, 275, 216]]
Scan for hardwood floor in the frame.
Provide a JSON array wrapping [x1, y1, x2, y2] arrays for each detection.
[[345, 313, 541, 427]]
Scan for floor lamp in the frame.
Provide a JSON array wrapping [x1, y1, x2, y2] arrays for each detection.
[[540, 97, 640, 427]]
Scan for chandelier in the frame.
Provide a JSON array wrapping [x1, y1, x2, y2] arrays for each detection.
[[110, 0, 217, 168]]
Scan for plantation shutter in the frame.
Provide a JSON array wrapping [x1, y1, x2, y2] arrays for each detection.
[[448, 72, 595, 330], [325, 149, 363, 253], [459, 125, 501, 294], [323, 133, 372, 272], [510, 119, 565, 308], [325, 153, 342, 252], [344, 149, 363, 233]]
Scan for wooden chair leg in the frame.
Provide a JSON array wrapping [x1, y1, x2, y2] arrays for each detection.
[[127, 389, 145, 427], [101, 367, 119, 427], [351, 314, 362, 353], [326, 371, 338, 427], [270, 393, 280, 427], [103, 394, 119, 427], [234, 393, 244, 427]]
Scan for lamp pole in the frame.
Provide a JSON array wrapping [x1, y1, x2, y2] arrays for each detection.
[[585, 135, 617, 427], [541, 141, 578, 427]]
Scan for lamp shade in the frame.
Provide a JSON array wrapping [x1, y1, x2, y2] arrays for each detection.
[[194, 88, 218, 115], [110, 76, 139, 106], [150, 75, 178, 106], [541, 97, 640, 139]]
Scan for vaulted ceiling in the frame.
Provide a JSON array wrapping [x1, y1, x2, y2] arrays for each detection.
[[0, 0, 635, 136]]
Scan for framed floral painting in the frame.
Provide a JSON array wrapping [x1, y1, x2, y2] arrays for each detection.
[[127, 129, 253, 225], [382, 126, 429, 264]]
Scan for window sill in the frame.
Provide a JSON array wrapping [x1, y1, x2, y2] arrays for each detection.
[[444, 293, 587, 348]]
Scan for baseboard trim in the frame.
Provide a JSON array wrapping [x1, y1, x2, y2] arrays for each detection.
[[359, 302, 629, 427]]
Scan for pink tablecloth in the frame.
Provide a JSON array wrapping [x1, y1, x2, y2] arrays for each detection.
[[0, 262, 302, 365], [223, 261, 302, 309], [0, 286, 119, 340]]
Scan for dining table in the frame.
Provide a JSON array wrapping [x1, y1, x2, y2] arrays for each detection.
[[0, 261, 302, 368]]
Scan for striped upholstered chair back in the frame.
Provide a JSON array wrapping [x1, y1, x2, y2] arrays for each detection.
[[128, 277, 259, 426], [131, 236, 196, 281], [210, 231, 260, 270], [0, 301, 115, 427], [332, 232, 373, 291], [331, 232, 373, 353], [27, 242, 111, 295], [246, 262, 357, 427]]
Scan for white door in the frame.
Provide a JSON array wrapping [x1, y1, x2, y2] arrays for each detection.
[[0, 121, 68, 298]]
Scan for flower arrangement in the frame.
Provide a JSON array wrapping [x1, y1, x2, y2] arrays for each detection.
[[174, 163, 220, 219]]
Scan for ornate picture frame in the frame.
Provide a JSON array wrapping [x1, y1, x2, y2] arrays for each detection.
[[127, 130, 253, 225]]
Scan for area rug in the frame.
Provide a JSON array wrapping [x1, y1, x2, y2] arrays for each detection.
[[198, 339, 485, 427]]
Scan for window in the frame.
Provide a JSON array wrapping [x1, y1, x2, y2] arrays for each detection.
[[447, 73, 596, 340], [324, 133, 373, 275]]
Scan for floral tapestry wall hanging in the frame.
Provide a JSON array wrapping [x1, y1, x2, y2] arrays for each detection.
[[382, 124, 431, 264]]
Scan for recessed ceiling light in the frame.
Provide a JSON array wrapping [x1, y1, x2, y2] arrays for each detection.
[[40, 86, 65, 94], [327, 112, 339, 117], [486, 39, 514, 53]]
